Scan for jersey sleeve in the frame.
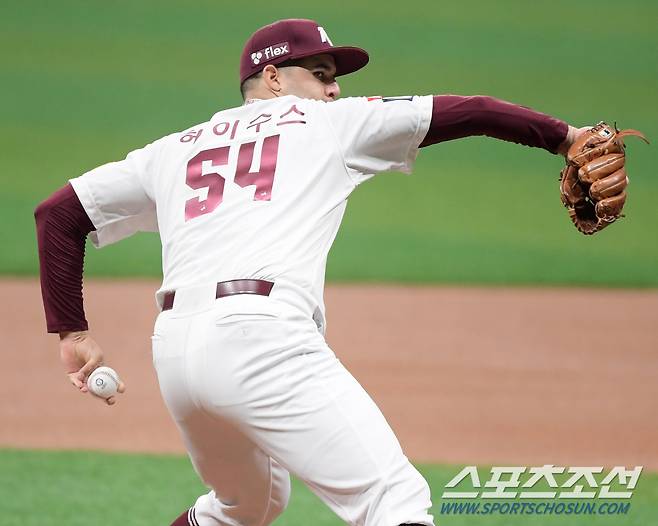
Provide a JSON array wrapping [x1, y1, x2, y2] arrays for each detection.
[[69, 141, 160, 248], [322, 95, 433, 185]]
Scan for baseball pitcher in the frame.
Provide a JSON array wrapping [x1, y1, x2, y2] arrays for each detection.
[[35, 18, 645, 526]]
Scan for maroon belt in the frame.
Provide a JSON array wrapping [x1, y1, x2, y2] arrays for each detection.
[[162, 279, 274, 311]]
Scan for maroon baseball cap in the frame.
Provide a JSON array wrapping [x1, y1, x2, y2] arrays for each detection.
[[240, 19, 369, 84]]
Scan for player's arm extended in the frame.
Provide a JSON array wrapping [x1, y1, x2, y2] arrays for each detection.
[[34, 184, 125, 405], [418, 95, 584, 155]]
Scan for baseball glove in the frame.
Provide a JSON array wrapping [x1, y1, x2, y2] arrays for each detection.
[[559, 122, 648, 235]]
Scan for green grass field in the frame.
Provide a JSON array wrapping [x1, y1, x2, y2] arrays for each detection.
[[1, 0, 657, 286], [1, 450, 656, 526]]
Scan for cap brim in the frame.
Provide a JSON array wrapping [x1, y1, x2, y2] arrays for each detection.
[[328, 46, 370, 77], [288, 46, 369, 77]]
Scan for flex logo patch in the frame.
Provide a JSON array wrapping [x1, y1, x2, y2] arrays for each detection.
[[251, 42, 290, 65]]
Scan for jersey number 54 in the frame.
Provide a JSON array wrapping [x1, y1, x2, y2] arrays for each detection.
[[184, 134, 280, 222]]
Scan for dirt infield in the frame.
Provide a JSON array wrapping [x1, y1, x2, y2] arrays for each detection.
[[1, 278, 657, 469]]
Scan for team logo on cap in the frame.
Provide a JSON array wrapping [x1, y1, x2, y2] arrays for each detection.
[[251, 41, 290, 65], [317, 27, 333, 46]]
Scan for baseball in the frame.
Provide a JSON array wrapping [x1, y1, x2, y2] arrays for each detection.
[[87, 366, 121, 399]]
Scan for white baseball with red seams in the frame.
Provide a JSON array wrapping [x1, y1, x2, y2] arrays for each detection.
[[69, 95, 435, 525], [86, 366, 121, 399]]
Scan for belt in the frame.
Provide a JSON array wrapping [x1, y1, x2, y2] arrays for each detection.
[[162, 279, 274, 312]]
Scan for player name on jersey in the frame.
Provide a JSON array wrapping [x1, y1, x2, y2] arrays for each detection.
[[179, 103, 307, 145]]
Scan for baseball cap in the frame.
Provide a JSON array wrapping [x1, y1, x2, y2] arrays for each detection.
[[240, 19, 369, 84]]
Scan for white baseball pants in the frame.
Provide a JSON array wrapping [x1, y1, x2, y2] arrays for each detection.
[[151, 286, 434, 526]]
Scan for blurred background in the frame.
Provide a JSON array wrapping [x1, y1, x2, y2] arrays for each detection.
[[2, 0, 657, 285]]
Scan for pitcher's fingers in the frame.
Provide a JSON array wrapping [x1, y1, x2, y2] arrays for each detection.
[[77, 358, 101, 380], [68, 372, 84, 390], [117, 381, 126, 394], [105, 396, 116, 406]]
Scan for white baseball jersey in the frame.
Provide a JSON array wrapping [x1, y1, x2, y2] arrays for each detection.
[[70, 95, 432, 327]]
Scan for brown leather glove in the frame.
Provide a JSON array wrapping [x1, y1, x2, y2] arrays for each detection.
[[559, 122, 648, 235]]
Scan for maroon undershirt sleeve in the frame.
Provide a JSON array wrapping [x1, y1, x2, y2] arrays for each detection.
[[34, 183, 95, 334], [419, 95, 568, 153]]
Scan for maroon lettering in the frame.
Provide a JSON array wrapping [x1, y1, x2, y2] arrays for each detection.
[[278, 104, 306, 126], [184, 147, 229, 221], [213, 120, 240, 138], [230, 120, 239, 139], [212, 122, 230, 136], [180, 129, 204, 143], [183, 135, 281, 220], [247, 113, 272, 133], [234, 135, 280, 201]]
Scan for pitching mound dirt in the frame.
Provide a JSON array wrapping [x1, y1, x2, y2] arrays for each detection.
[[1, 279, 656, 470]]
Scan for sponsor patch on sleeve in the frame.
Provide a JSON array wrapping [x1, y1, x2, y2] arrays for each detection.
[[382, 96, 414, 102]]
